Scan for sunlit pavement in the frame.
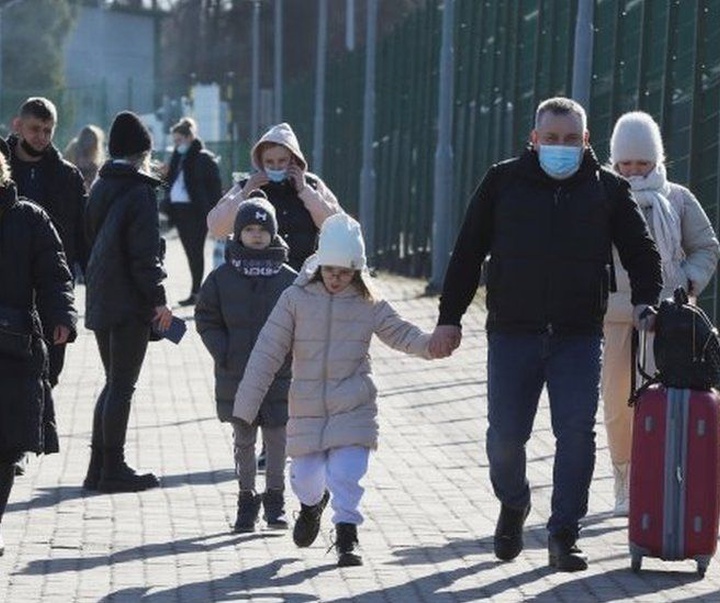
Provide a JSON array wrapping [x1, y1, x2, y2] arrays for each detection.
[[1, 232, 718, 602]]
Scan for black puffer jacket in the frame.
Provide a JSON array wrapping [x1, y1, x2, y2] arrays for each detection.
[[195, 244, 296, 425], [7, 134, 88, 272], [0, 183, 77, 454], [84, 161, 167, 330], [439, 146, 663, 335], [167, 138, 222, 217], [240, 175, 322, 271]]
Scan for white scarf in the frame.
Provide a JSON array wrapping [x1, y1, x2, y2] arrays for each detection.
[[627, 164, 684, 289]]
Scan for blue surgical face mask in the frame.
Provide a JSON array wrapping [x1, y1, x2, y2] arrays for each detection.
[[538, 144, 583, 180], [265, 168, 287, 183], [176, 143, 189, 154]]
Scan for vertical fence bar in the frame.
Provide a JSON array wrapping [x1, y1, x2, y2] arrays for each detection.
[[428, 0, 455, 292], [313, 0, 328, 173], [359, 0, 377, 264], [274, 0, 283, 122], [572, 0, 594, 110]]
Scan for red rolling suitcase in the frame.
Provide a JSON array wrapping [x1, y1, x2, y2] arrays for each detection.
[[628, 330, 720, 577]]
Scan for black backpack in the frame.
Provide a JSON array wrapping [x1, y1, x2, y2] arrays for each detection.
[[653, 287, 720, 391]]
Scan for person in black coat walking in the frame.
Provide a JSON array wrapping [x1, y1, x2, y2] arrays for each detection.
[[0, 137, 77, 556], [7, 97, 87, 389], [83, 112, 173, 494], [429, 97, 662, 572], [165, 117, 222, 306]]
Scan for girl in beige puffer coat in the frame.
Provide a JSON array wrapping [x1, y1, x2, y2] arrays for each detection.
[[602, 111, 720, 517], [233, 213, 435, 567]]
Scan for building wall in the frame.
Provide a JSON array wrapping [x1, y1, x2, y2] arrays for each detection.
[[63, 6, 156, 137]]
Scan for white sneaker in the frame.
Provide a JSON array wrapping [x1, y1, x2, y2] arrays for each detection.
[[613, 462, 630, 517]]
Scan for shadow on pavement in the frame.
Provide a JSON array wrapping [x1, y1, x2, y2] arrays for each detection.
[[17, 531, 285, 576], [6, 468, 236, 515], [98, 559, 336, 602]]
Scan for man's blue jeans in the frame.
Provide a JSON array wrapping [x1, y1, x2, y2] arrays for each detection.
[[486, 331, 602, 536]]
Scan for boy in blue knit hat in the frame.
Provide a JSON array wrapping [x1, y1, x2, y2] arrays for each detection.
[[195, 190, 297, 532]]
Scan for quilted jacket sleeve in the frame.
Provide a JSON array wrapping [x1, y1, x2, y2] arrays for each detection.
[[373, 299, 433, 359], [233, 287, 295, 423], [675, 184, 720, 296], [194, 272, 229, 366], [126, 186, 167, 307], [32, 208, 78, 339]]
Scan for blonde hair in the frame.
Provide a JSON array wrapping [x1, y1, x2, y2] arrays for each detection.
[[171, 117, 197, 138]]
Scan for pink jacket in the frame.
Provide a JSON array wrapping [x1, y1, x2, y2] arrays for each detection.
[[233, 269, 432, 457]]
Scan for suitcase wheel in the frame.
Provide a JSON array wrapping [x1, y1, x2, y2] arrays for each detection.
[[697, 559, 709, 578], [631, 554, 642, 573]]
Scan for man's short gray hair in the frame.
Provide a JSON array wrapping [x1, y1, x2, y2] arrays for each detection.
[[535, 97, 587, 132]]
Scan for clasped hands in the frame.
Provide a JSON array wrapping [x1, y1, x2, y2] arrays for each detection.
[[428, 325, 462, 358]]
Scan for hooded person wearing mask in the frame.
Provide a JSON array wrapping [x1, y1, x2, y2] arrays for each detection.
[[207, 122, 342, 271]]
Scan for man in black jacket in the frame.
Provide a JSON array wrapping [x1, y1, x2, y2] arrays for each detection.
[[8, 97, 87, 388], [429, 97, 662, 572]]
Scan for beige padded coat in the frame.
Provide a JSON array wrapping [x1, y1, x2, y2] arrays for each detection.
[[605, 181, 720, 323], [233, 269, 432, 457]]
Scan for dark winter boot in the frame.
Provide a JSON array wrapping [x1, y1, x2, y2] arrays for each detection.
[[548, 528, 588, 572], [82, 446, 103, 491], [97, 447, 160, 493], [293, 490, 330, 548], [334, 522, 362, 567], [234, 491, 262, 533], [262, 489, 288, 529]]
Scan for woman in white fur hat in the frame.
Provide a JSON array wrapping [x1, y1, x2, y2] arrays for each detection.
[[602, 111, 720, 516], [233, 213, 436, 567], [207, 122, 342, 271]]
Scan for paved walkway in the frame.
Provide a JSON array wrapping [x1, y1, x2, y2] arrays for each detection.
[[1, 233, 719, 602]]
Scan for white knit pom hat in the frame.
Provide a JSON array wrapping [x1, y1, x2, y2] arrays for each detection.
[[316, 213, 367, 270], [610, 111, 665, 166]]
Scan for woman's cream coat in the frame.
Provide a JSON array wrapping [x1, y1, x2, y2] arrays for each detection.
[[605, 181, 720, 323], [233, 269, 432, 457]]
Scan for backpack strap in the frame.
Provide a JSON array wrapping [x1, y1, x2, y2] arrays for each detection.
[[629, 327, 659, 406]]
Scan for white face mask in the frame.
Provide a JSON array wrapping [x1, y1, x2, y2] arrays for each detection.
[[537, 145, 583, 180]]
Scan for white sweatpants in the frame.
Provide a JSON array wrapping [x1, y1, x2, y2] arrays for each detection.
[[290, 446, 370, 525]]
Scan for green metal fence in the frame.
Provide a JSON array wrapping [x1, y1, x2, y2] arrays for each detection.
[[283, 0, 720, 319], [2, 1, 720, 315]]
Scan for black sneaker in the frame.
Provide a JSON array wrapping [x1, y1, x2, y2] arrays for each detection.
[[234, 491, 261, 533], [293, 490, 330, 547], [548, 529, 588, 572], [494, 502, 531, 561]]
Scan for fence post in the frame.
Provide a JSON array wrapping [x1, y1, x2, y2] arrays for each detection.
[[428, 0, 455, 293], [312, 0, 328, 173], [251, 0, 261, 141], [359, 0, 378, 265], [571, 0, 594, 110], [274, 0, 283, 122]]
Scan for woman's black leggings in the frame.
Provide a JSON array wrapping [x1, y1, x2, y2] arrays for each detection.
[[91, 319, 150, 449]]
